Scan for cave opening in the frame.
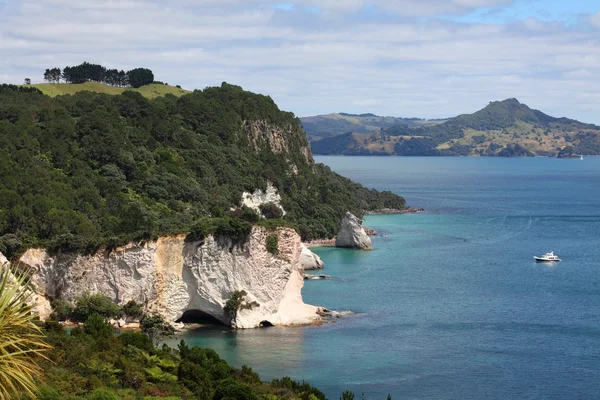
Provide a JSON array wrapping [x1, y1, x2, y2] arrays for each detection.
[[259, 320, 274, 327], [176, 310, 225, 326]]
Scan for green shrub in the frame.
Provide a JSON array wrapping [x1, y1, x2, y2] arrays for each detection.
[[72, 294, 122, 322], [84, 313, 114, 339], [90, 388, 120, 400], [259, 203, 283, 219], [186, 219, 213, 242], [140, 314, 175, 346], [213, 378, 258, 400], [37, 386, 61, 400], [224, 291, 259, 323], [119, 331, 153, 351], [0, 234, 22, 258], [240, 207, 260, 223], [50, 299, 73, 321], [265, 234, 279, 255], [214, 218, 252, 244], [121, 300, 143, 321]]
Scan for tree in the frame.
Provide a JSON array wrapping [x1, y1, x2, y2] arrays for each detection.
[[224, 290, 259, 326], [259, 203, 283, 219], [140, 313, 175, 346], [50, 298, 72, 321], [177, 360, 212, 399], [266, 234, 279, 255], [83, 313, 114, 339], [43, 69, 52, 83], [50, 68, 61, 83], [213, 378, 258, 400], [24, 78, 31, 85], [121, 299, 143, 322], [71, 293, 122, 322], [127, 67, 154, 88], [0, 265, 51, 399]]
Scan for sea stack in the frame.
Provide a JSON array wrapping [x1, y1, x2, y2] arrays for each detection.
[[335, 212, 372, 250], [299, 244, 324, 270]]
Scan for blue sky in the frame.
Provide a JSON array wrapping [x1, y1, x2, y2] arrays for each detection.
[[1, 0, 600, 122], [454, 0, 600, 23]]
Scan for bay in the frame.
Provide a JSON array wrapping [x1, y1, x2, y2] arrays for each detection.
[[171, 156, 600, 399]]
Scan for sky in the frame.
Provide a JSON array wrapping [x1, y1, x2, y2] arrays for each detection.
[[1, 0, 600, 122]]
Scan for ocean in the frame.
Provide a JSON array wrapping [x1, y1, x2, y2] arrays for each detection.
[[171, 156, 600, 399]]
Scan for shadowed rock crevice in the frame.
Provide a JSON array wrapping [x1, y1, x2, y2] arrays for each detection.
[[176, 309, 226, 326]]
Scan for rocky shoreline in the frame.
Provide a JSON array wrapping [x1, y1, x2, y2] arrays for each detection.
[[365, 207, 424, 215]]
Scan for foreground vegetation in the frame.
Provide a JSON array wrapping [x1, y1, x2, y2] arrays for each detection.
[[0, 84, 404, 258], [0, 266, 50, 399], [311, 99, 600, 157], [0, 281, 390, 400], [36, 318, 395, 400]]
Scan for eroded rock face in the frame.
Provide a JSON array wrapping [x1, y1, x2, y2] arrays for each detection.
[[243, 120, 312, 164], [299, 244, 324, 270], [335, 212, 372, 250], [241, 182, 286, 216], [19, 228, 320, 329]]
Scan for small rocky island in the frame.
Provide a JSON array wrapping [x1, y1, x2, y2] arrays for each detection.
[[335, 212, 372, 250]]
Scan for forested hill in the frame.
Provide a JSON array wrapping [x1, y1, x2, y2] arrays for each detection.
[[0, 83, 404, 257], [311, 99, 600, 157], [301, 112, 445, 141]]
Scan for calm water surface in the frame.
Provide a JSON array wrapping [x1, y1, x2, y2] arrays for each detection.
[[170, 156, 600, 399]]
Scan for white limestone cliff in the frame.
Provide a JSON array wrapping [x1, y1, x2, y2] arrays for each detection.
[[19, 228, 321, 329], [241, 181, 286, 217], [299, 244, 324, 270], [335, 212, 372, 250]]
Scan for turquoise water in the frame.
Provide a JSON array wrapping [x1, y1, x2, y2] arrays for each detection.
[[171, 156, 600, 399]]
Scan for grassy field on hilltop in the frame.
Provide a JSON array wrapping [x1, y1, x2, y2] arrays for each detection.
[[30, 82, 190, 99]]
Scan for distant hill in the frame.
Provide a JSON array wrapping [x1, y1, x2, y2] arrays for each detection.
[[29, 82, 190, 99], [311, 99, 600, 157], [300, 113, 445, 141]]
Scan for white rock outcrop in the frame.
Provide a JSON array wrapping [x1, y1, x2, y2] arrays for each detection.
[[19, 228, 320, 329], [335, 212, 372, 250], [0, 252, 7, 266], [299, 244, 324, 270], [241, 182, 286, 217]]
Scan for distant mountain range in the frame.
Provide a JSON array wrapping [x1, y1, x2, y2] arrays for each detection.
[[306, 99, 600, 157], [300, 113, 446, 141]]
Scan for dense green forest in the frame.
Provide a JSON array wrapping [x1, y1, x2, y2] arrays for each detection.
[[311, 99, 600, 157], [0, 84, 404, 257]]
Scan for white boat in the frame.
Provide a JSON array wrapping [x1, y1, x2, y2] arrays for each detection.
[[580, 155, 584, 160], [534, 251, 561, 262]]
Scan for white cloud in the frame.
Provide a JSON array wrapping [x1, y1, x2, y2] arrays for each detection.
[[590, 12, 600, 29], [1, 0, 600, 123]]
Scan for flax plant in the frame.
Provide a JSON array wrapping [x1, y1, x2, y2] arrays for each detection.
[[0, 264, 50, 399]]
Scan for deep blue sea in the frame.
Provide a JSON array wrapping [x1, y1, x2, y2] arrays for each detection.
[[171, 156, 600, 400]]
